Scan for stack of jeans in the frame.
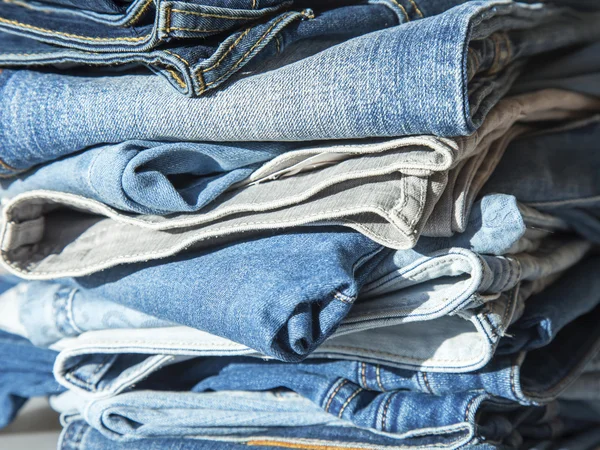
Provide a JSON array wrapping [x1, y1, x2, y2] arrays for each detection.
[[0, 0, 599, 449]]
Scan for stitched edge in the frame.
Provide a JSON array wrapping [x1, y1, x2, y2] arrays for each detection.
[[0, 16, 150, 41], [324, 379, 348, 413], [338, 387, 363, 418]]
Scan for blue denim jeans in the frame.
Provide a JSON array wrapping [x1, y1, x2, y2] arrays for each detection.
[[482, 116, 600, 244], [59, 417, 493, 450], [512, 41, 600, 98], [0, 1, 406, 96], [59, 227, 386, 363], [0, 2, 599, 175], [48, 262, 600, 445], [0, 329, 64, 429], [3, 194, 589, 373]]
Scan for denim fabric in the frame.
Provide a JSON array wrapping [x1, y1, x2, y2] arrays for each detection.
[[0, 281, 174, 347], [17, 195, 586, 372], [561, 353, 600, 401], [58, 418, 472, 450], [70, 390, 350, 440], [0, 329, 64, 429], [0, 140, 295, 215], [2, 92, 598, 279], [58, 334, 599, 445], [0, 2, 598, 173], [45, 263, 600, 406], [0, 2, 407, 96], [52, 227, 385, 362], [482, 116, 600, 244], [512, 41, 600, 98], [498, 257, 600, 355]]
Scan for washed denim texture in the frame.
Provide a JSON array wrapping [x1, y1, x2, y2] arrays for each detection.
[[2, 91, 597, 278], [498, 257, 600, 355], [46, 252, 600, 444], [0, 329, 64, 429], [0, 2, 410, 96], [57, 405, 600, 449], [9, 194, 586, 372], [57, 312, 600, 447], [0, 140, 298, 215], [3, 89, 594, 228], [58, 418, 476, 450], [52, 227, 386, 363], [6, 194, 586, 375], [66, 387, 550, 447], [0, 1, 598, 175], [481, 116, 600, 244], [512, 41, 600, 98], [0, 281, 174, 348]]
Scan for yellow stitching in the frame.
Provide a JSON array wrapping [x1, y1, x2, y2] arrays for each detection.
[[196, 70, 206, 92], [163, 49, 190, 66], [381, 394, 394, 431], [199, 12, 297, 91], [0, 16, 149, 41], [164, 4, 171, 33], [251, 0, 257, 9], [406, 0, 423, 17], [324, 380, 347, 413], [376, 365, 385, 391], [0, 156, 19, 173], [338, 387, 363, 418], [360, 362, 367, 388], [246, 441, 376, 450], [124, 0, 153, 26], [162, 26, 229, 33], [389, 0, 410, 22], [2, 0, 37, 11], [171, 9, 256, 20], [275, 34, 281, 54], [166, 69, 186, 89], [200, 27, 251, 74]]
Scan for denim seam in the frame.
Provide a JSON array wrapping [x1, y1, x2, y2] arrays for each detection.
[[243, 437, 459, 450], [62, 354, 113, 391], [124, 0, 153, 26], [165, 68, 186, 89], [196, 11, 310, 94], [0, 156, 18, 173], [163, 26, 231, 33], [170, 9, 264, 20], [359, 256, 479, 316], [0, 16, 150, 41], [324, 379, 348, 413], [464, 392, 485, 423], [338, 387, 363, 418], [320, 344, 485, 364], [376, 365, 385, 391], [360, 362, 367, 389], [162, 49, 190, 66], [380, 392, 395, 431], [333, 291, 355, 305], [3, 204, 413, 275], [164, 4, 171, 34], [422, 372, 434, 394], [388, 0, 409, 22], [406, 0, 423, 17], [66, 288, 84, 335], [198, 27, 251, 74]]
